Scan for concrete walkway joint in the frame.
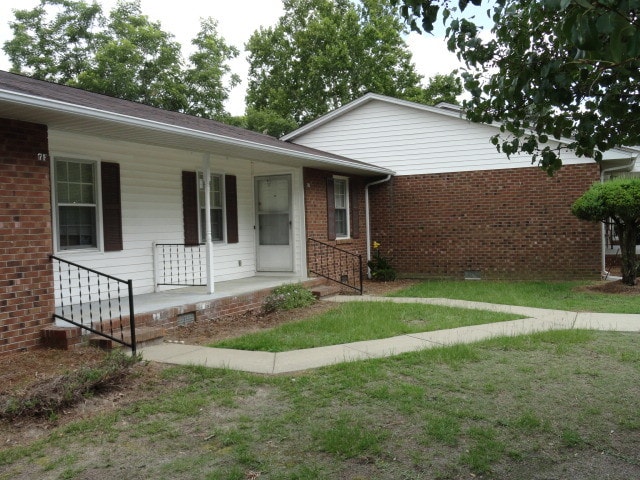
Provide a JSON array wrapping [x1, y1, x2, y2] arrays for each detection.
[[139, 296, 640, 374]]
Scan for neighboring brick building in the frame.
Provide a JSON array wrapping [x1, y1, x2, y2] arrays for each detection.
[[368, 164, 601, 279], [0, 118, 55, 355], [284, 93, 639, 280]]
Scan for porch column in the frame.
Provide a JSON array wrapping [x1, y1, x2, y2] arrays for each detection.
[[203, 153, 215, 294]]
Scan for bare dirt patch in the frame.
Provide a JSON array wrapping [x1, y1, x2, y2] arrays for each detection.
[[578, 279, 640, 295]]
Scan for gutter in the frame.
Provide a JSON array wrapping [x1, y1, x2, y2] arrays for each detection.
[[365, 174, 393, 278], [599, 155, 639, 277], [0, 89, 394, 176]]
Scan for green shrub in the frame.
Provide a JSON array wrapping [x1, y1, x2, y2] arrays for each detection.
[[263, 283, 316, 313], [367, 241, 397, 281]]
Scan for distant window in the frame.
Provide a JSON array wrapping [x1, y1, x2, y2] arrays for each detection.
[[55, 159, 98, 249], [334, 177, 349, 238], [198, 172, 224, 242]]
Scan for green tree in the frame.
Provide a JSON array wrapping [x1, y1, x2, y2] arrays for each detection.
[[407, 72, 463, 105], [184, 17, 241, 119], [572, 178, 640, 286], [392, 0, 640, 175], [245, 0, 431, 126], [75, 1, 189, 111], [4, 0, 103, 84], [4, 0, 239, 119], [391, 0, 640, 173]]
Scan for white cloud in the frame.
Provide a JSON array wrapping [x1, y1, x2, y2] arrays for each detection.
[[0, 0, 463, 115]]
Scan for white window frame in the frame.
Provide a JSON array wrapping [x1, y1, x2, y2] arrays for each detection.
[[51, 155, 103, 253], [333, 176, 350, 239], [197, 171, 226, 243]]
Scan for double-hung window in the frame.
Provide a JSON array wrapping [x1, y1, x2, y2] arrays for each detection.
[[55, 158, 98, 249], [198, 172, 224, 242], [53, 157, 123, 252], [334, 177, 349, 238]]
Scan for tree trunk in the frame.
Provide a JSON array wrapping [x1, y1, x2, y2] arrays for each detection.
[[619, 223, 639, 286]]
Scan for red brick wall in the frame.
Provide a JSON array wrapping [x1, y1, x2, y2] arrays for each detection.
[[303, 167, 370, 276], [0, 118, 55, 356], [369, 164, 602, 279]]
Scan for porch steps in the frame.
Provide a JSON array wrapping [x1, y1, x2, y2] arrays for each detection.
[[310, 283, 342, 299], [88, 326, 165, 351]]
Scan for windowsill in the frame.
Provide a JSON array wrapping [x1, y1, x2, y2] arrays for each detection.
[[55, 247, 102, 255], [335, 238, 353, 245]]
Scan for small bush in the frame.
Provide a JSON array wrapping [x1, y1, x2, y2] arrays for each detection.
[[263, 283, 316, 314], [368, 241, 397, 282]]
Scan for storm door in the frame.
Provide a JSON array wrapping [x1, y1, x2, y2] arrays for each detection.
[[255, 175, 293, 271]]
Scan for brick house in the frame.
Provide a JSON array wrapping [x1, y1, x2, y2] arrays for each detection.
[[3, 73, 638, 356], [0, 71, 390, 356], [283, 93, 640, 280]]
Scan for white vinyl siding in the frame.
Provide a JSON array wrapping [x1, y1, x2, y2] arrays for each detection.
[[290, 100, 605, 176], [48, 130, 307, 297]]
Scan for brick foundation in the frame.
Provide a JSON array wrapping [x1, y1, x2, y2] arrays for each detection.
[[369, 164, 602, 280], [138, 277, 328, 331], [0, 118, 55, 356]]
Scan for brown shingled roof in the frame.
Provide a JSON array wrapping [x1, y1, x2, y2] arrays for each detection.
[[0, 70, 393, 175]]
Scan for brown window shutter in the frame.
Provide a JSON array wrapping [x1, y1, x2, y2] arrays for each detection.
[[225, 174, 238, 244], [350, 181, 360, 239], [326, 177, 336, 241], [101, 162, 123, 252], [182, 171, 199, 246]]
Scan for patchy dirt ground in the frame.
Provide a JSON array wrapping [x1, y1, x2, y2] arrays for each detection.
[[580, 278, 640, 295], [2, 280, 637, 440], [0, 280, 416, 446], [1, 279, 639, 479]]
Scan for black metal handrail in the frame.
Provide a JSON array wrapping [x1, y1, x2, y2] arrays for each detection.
[[50, 255, 136, 355], [155, 243, 206, 287], [307, 238, 363, 294]]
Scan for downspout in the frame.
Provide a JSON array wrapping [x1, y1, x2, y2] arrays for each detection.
[[599, 155, 638, 276], [365, 175, 392, 279]]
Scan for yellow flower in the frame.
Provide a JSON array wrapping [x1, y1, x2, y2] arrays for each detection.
[[372, 241, 381, 249]]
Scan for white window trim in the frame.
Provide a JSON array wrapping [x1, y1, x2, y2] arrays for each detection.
[[333, 175, 350, 239], [197, 171, 227, 243], [51, 154, 103, 254]]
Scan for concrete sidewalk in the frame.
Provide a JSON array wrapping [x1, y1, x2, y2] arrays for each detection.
[[139, 296, 640, 375]]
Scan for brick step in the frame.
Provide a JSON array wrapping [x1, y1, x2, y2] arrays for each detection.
[[310, 283, 343, 299], [89, 326, 165, 351]]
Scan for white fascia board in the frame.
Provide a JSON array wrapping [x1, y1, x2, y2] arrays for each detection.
[[0, 89, 395, 176]]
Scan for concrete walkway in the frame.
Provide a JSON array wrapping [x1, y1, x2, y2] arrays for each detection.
[[139, 295, 640, 375]]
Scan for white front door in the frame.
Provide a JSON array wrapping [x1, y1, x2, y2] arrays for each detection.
[[255, 174, 293, 271]]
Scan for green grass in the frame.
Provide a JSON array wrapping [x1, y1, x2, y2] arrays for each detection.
[[2, 331, 639, 479], [392, 280, 640, 313], [210, 301, 522, 351]]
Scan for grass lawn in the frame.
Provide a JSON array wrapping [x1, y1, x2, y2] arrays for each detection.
[[392, 279, 640, 313], [210, 302, 522, 352], [2, 281, 639, 479], [2, 330, 639, 479]]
